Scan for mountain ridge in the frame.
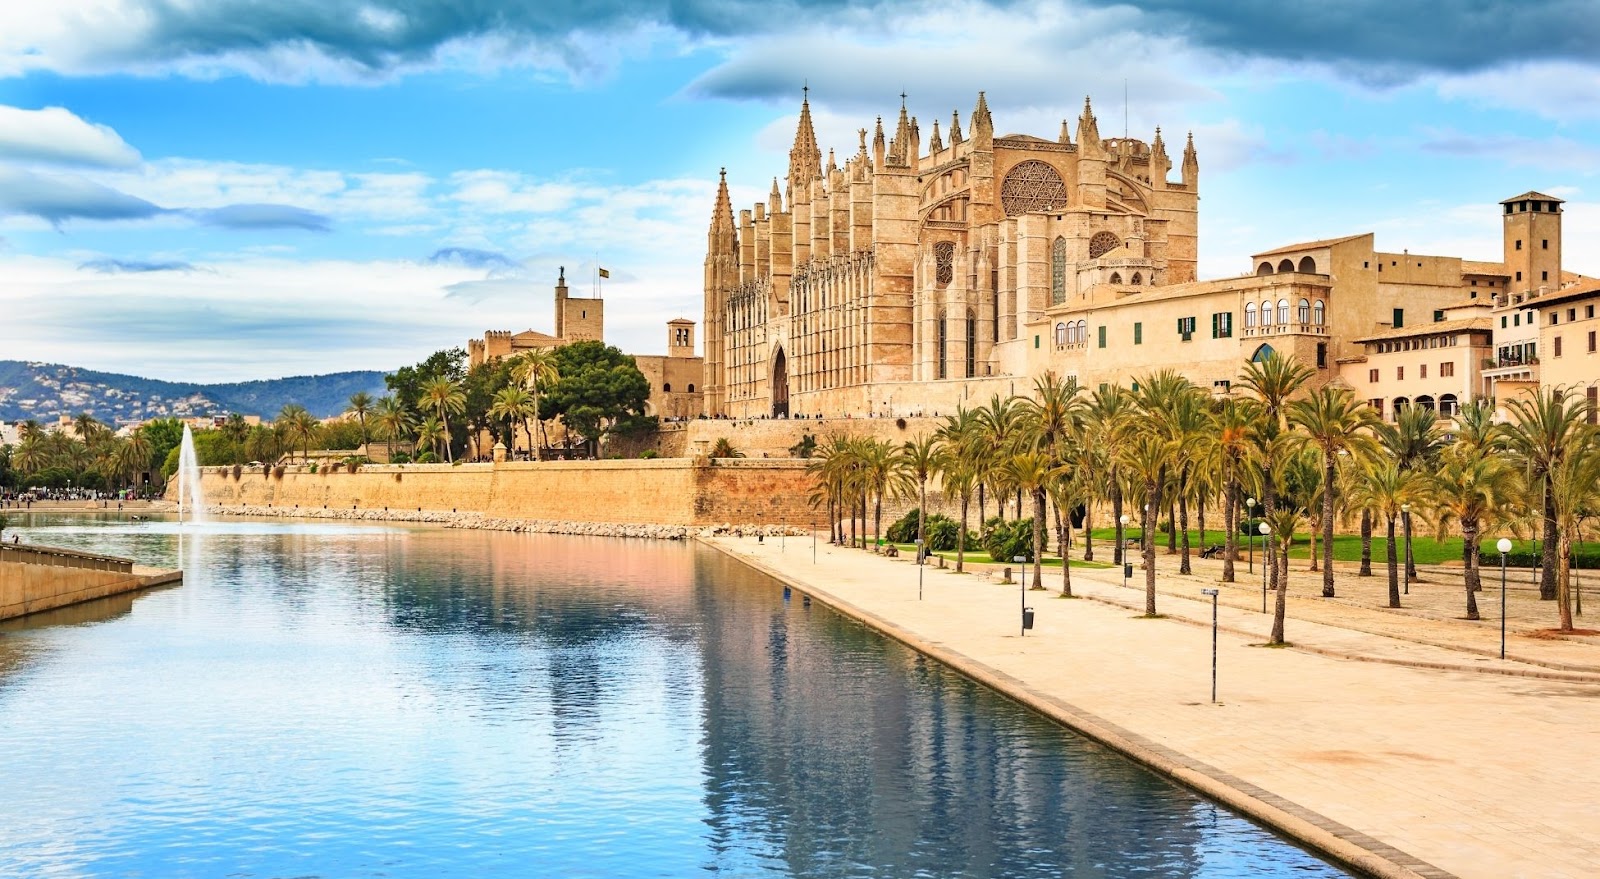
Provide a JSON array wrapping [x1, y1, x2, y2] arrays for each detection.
[[0, 360, 389, 424]]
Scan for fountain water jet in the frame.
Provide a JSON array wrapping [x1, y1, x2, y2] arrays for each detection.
[[177, 425, 207, 525]]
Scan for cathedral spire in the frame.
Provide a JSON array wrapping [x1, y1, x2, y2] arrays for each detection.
[[971, 91, 992, 149], [872, 115, 886, 170], [1182, 130, 1199, 188], [892, 93, 911, 164], [1151, 126, 1170, 189], [949, 109, 963, 146], [1059, 118, 1072, 146], [1076, 95, 1101, 156], [710, 167, 734, 233], [930, 118, 943, 153], [770, 177, 783, 213], [788, 87, 822, 189]]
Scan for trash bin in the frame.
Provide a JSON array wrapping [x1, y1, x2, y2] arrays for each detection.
[[1124, 563, 1134, 579], [1022, 607, 1035, 630]]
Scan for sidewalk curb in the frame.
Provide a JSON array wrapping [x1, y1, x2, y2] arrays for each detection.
[[703, 538, 1456, 879]]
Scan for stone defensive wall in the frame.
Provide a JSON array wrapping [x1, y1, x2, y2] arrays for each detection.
[[660, 415, 950, 459], [183, 459, 817, 527], [1, 544, 182, 622]]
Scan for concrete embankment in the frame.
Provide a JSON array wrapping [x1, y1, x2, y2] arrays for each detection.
[[699, 535, 1600, 879], [1, 544, 181, 622]]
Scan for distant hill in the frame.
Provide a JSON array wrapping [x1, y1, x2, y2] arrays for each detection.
[[0, 360, 390, 424]]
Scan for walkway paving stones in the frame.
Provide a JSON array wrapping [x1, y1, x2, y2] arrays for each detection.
[[705, 535, 1600, 879]]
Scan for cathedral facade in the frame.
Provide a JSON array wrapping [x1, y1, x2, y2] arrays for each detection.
[[703, 91, 1199, 418]]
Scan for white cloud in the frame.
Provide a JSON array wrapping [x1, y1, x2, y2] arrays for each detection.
[[1432, 62, 1600, 120], [0, 105, 142, 167]]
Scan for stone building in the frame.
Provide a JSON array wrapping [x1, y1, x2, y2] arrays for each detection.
[[705, 95, 1590, 418], [469, 268, 705, 430]]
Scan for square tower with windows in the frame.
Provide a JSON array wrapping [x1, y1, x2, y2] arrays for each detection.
[[1502, 191, 1563, 296]]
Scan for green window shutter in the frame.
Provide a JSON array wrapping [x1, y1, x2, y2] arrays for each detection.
[[1211, 313, 1219, 338], [1134, 322, 1143, 345], [1393, 308, 1404, 328], [1098, 326, 1106, 348], [1034, 334, 1040, 349]]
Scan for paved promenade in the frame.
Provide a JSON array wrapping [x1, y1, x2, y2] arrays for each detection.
[[703, 535, 1600, 879]]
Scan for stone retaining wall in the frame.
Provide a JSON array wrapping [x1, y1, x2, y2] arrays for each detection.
[[1, 544, 180, 621]]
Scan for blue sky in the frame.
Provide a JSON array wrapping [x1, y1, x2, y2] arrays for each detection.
[[1, 0, 1598, 382]]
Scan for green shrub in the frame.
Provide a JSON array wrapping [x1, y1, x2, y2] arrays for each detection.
[[639, 449, 659, 459], [886, 508, 922, 544], [390, 452, 411, 464], [414, 452, 438, 464], [984, 517, 1035, 562], [1499, 550, 1600, 570], [926, 516, 965, 552]]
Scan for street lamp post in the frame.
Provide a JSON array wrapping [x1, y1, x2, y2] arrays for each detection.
[[1014, 554, 1028, 636], [813, 517, 817, 563], [1498, 537, 1513, 660], [916, 538, 925, 601], [1119, 515, 1131, 588], [1259, 521, 1272, 613], [1246, 497, 1256, 574], [1402, 503, 1412, 594], [1202, 588, 1219, 702]]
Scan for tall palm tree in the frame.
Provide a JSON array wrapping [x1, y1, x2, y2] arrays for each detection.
[[974, 395, 1022, 522], [1431, 449, 1521, 620], [806, 434, 854, 546], [1017, 371, 1082, 572], [414, 417, 445, 461], [1086, 384, 1136, 564], [1502, 387, 1590, 602], [72, 412, 102, 442], [1119, 431, 1170, 617], [346, 392, 374, 448], [1237, 353, 1313, 596], [1349, 460, 1430, 609], [110, 432, 153, 491], [937, 408, 984, 572], [1548, 434, 1600, 631], [1000, 451, 1053, 588], [901, 433, 948, 551], [1376, 403, 1446, 584], [489, 386, 536, 456], [1288, 385, 1381, 597], [278, 404, 318, 462], [510, 349, 561, 460], [859, 439, 910, 547], [1214, 396, 1259, 583], [421, 376, 467, 464], [222, 413, 251, 464], [1167, 387, 1210, 574], [1262, 502, 1305, 646], [373, 396, 414, 462]]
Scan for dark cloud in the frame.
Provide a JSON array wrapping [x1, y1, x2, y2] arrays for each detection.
[[190, 203, 332, 231], [78, 258, 197, 274], [49, 1, 1600, 85], [1118, 1, 1600, 77], [426, 246, 521, 271], [0, 168, 165, 225]]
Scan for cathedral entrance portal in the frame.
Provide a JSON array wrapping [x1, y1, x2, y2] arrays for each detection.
[[771, 348, 790, 418]]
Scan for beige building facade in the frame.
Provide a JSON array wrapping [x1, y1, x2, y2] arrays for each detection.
[[703, 93, 1591, 417]]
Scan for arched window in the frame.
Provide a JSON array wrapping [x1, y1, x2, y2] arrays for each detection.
[[688, 384, 695, 393], [1297, 298, 1311, 323], [1089, 231, 1121, 259], [1312, 300, 1325, 325], [1257, 262, 1274, 276], [1260, 300, 1274, 326], [1416, 395, 1436, 412], [937, 309, 948, 380], [935, 242, 955, 287], [1392, 397, 1410, 421], [1278, 299, 1290, 324], [1055, 322, 1068, 346], [1076, 319, 1087, 342], [1110, 272, 1123, 285], [1251, 344, 1276, 362], [663, 383, 672, 392], [1277, 258, 1294, 273], [1245, 302, 1258, 327], [1439, 394, 1459, 417], [1298, 256, 1317, 273], [1130, 272, 1143, 285], [1051, 237, 1067, 305]]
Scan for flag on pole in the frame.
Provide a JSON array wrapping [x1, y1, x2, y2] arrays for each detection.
[[597, 267, 610, 279]]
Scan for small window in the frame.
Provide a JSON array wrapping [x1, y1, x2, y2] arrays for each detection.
[[1397, 366, 1404, 380], [1312, 300, 1325, 326], [1034, 335, 1040, 349], [1420, 364, 1428, 379], [1543, 239, 1549, 250], [1441, 362, 1454, 377], [1514, 314, 1521, 327], [1316, 343, 1327, 368], [1055, 322, 1068, 346], [1551, 313, 1560, 326], [1589, 305, 1596, 319], [1569, 309, 1577, 322], [1134, 322, 1143, 345], [1392, 308, 1404, 329], [1245, 302, 1258, 327], [1588, 331, 1596, 353], [688, 384, 695, 392], [1364, 261, 1370, 269], [1369, 368, 1379, 383], [1098, 325, 1107, 348], [1434, 310, 1445, 322], [1543, 271, 1549, 281], [1297, 298, 1311, 323], [1555, 336, 1563, 357], [1516, 271, 1523, 282], [663, 383, 672, 392], [1501, 316, 1508, 329], [1516, 240, 1523, 251]]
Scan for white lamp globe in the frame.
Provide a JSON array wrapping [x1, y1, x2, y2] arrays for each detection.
[[1259, 522, 1271, 535], [1497, 538, 1513, 554]]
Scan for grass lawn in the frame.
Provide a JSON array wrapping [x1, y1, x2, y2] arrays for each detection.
[[1085, 527, 1593, 567], [885, 542, 1114, 569]]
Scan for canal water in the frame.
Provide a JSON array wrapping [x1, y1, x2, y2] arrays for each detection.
[[0, 515, 1350, 878]]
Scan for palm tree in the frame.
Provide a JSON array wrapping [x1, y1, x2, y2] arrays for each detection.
[[1086, 384, 1135, 564], [1263, 502, 1306, 645], [1017, 372, 1082, 574], [1214, 396, 1259, 583], [1376, 403, 1446, 584], [373, 396, 414, 462], [421, 376, 467, 464], [1237, 353, 1313, 596], [415, 417, 445, 461], [110, 432, 152, 491], [346, 392, 374, 448], [222, 413, 251, 464], [278, 404, 318, 462], [1502, 387, 1590, 602], [1548, 435, 1600, 631], [975, 395, 1022, 521], [1288, 385, 1381, 597], [1349, 460, 1430, 609], [1000, 451, 1052, 588], [510, 349, 561, 460], [806, 435, 854, 546], [1432, 449, 1521, 620], [489, 386, 536, 456], [72, 412, 101, 442], [937, 409, 984, 572], [1046, 455, 1091, 596], [1167, 386, 1210, 573], [859, 439, 910, 547], [1119, 431, 1170, 617], [901, 433, 948, 552]]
